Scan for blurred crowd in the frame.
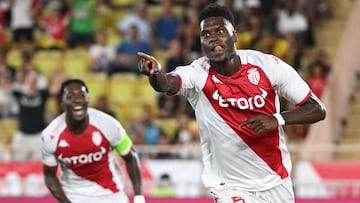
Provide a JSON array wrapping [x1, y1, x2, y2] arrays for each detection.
[[0, 0, 334, 161]]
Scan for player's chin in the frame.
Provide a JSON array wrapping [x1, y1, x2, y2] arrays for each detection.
[[208, 52, 226, 62]]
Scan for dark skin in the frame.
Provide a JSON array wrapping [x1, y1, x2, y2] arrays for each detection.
[[43, 83, 143, 203], [137, 16, 326, 134]]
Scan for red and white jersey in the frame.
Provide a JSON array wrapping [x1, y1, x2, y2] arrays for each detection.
[[41, 108, 132, 197], [172, 49, 312, 191]]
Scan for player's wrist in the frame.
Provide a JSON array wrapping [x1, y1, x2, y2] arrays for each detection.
[[273, 113, 285, 126], [134, 195, 146, 203], [149, 62, 162, 77]]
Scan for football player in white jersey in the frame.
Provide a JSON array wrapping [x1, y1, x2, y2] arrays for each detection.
[[41, 79, 145, 203], [137, 3, 326, 203]]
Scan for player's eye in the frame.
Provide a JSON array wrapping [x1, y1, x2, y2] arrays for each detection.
[[201, 32, 210, 38], [217, 29, 225, 35]]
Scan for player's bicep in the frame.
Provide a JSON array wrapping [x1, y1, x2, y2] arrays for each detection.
[[166, 73, 181, 94]]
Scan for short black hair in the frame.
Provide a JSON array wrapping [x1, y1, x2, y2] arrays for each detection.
[[60, 78, 89, 99], [199, 3, 235, 26]]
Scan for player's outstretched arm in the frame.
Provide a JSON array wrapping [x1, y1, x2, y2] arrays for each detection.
[[123, 147, 146, 203], [137, 52, 180, 94], [43, 165, 71, 203]]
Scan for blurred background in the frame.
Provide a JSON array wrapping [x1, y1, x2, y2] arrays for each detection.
[[0, 0, 359, 202]]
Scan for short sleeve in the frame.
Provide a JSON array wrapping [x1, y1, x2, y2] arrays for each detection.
[[265, 55, 311, 105], [41, 130, 58, 167]]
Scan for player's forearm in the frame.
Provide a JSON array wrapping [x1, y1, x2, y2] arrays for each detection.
[[149, 71, 171, 93], [124, 152, 143, 195], [45, 177, 71, 203], [282, 96, 326, 125]]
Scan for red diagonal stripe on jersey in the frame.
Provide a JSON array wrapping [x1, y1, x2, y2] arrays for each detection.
[[202, 67, 288, 179], [57, 126, 120, 192]]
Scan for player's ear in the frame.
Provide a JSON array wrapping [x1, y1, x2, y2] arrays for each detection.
[[232, 30, 237, 43]]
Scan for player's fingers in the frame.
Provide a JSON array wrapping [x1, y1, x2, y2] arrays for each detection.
[[137, 52, 157, 63], [240, 118, 254, 128]]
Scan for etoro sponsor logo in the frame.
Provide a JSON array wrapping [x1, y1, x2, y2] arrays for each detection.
[[58, 147, 107, 165], [212, 88, 268, 110]]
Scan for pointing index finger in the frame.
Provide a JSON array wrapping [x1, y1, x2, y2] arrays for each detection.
[[137, 52, 152, 60]]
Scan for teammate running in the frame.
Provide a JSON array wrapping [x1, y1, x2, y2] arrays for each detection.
[[41, 79, 145, 203]]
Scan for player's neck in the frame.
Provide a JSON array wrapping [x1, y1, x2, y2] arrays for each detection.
[[211, 54, 241, 76], [66, 117, 89, 135]]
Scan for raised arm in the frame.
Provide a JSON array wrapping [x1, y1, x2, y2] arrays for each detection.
[[137, 52, 180, 94], [43, 165, 71, 203]]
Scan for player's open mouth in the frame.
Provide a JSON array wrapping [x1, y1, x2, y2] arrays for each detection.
[[72, 105, 85, 117], [211, 45, 224, 54]]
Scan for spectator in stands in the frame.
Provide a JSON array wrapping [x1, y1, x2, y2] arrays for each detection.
[[260, 29, 291, 63], [107, 24, 151, 77], [153, 0, 180, 50], [236, 13, 264, 50], [14, 50, 48, 89], [171, 112, 198, 159], [313, 49, 332, 76], [141, 106, 163, 146], [130, 105, 164, 145], [0, 1, 9, 48], [88, 31, 115, 72], [11, 70, 52, 160], [157, 93, 181, 118], [276, 0, 309, 37], [306, 61, 328, 99], [37, 1, 69, 50], [0, 73, 17, 119], [165, 38, 189, 72], [94, 94, 116, 118], [0, 49, 17, 118], [151, 173, 177, 197], [8, 0, 41, 50], [66, 0, 96, 48], [178, 8, 201, 61], [117, 1, 152, 45]]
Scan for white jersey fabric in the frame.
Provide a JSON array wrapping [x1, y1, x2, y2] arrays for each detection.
[[41, 108, 132, 197], [171, 49, 311, 191]]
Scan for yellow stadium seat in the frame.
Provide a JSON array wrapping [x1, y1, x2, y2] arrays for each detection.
[[137, 75, 157, 106], [63, 49, 90, 77], [111, 0, 135, 7], [33, 50, 64, 77], [6, 49, 22, 68], [154, 118, 178, 138], [108, 73, 138, 103], [81, 73, 108, 106], [0, 118, 18, 144], [109, 101, 146, 128]]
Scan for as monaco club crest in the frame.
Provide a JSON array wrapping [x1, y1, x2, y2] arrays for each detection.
[[92, 132, 102, 146], [247, 67, 260, 85]]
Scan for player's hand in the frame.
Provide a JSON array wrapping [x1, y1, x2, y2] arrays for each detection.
[[134, 195, 146, 203], [137, 52, 161, 76], [240, 115, 279, 134]]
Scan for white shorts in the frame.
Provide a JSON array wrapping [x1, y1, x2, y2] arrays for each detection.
[[210, 178, 294, 203], [67, 191, 129, 203]]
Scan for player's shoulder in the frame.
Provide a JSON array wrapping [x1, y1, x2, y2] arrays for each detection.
[[237, 49, 280, 67], [88, 108, 119, 124], [189, 56, 211, 71], [42, 113, 66, 139]]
